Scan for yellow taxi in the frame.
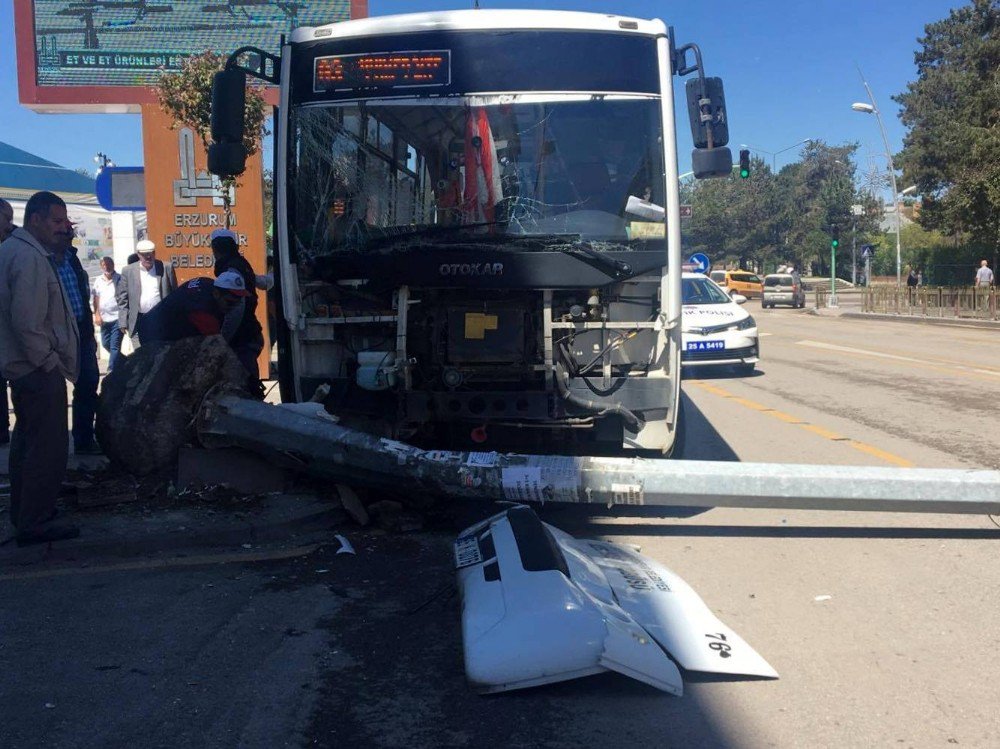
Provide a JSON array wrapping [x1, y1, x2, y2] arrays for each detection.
[[709, 269, 764, 299]]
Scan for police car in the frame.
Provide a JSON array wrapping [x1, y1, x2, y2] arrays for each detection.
[[681, 272, 759, 373]]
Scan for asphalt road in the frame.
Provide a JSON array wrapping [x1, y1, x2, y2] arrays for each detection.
[[2, 308, 998, 748]]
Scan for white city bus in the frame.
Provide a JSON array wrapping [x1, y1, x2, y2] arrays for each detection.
[[209, 9, 733, 455]]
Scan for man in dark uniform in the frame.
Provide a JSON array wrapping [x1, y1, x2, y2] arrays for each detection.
[[210, 228, 264, 377], [135, 271, 251, 344]]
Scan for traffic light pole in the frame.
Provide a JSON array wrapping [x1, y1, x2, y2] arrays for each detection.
[[851, 220, 857, 286], [830, 245, 837, 307]]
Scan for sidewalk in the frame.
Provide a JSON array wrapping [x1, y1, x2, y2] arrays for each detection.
[[0, 474, 346, 568], [840, 310, 1000, 330]]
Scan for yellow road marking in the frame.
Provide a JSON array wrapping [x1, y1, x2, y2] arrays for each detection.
[[688, 380, 914, 468], [847, 441, 914, 468], [0, 544, 321, 582], [730, 397, 771, 411], [768, 410, 805, 424], [800, 424, 845, 441]]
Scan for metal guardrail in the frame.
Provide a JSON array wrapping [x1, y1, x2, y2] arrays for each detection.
[[862, 285, 999, 321]]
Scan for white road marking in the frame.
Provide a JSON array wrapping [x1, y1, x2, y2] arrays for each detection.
[[796, 340, 924, 363], [795, 339, 1000, 378]]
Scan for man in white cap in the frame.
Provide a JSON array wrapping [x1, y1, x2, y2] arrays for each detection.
[[135, 271, 251, 345], [116, 238, 177, 346]]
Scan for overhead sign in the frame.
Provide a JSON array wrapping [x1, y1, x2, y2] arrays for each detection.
[[688, 252, 710, 274], [15, 0, 364, 110], [314, 50, 451, 92], [95, 166, 145, 210]]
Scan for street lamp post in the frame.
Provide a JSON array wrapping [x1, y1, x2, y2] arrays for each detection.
[[93, 152, 114, 173], [852, 71, 902, 286], [740, 139, 814, 172]]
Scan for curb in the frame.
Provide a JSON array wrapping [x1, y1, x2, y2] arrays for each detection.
[[840, 312, 1000, 331], [0, 496, 347, 568]]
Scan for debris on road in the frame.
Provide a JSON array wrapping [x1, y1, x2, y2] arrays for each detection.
[[454, 506, 777, 696], [334, 535, 355, 555], [335, 484, 369, 527], [368, 500, 424, 533]]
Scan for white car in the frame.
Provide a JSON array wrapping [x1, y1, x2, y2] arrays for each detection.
[[680, 272, 759, 373]]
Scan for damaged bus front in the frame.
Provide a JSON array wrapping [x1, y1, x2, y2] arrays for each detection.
[[209, 10, 732, 455]]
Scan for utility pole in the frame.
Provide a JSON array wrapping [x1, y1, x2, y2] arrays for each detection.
[[829, 226, 840, 307], [852, 68, 902, 287], [850, 204, 864, 286]]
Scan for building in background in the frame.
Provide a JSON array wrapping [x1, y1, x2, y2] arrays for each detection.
[[1, 139, 144, 276]]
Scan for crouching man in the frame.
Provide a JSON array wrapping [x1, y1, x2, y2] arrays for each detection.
[[134, 271, 251, 345]]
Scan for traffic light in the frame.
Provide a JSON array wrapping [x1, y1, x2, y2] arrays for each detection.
[[739, 149, 750, 179], [831, 226, 840, 250]]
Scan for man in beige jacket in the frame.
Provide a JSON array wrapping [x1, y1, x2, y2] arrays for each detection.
[[0, 191, 80, 546]]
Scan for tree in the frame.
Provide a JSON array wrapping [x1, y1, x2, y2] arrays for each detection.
[[895, 0, 1000, 246], [684, 141, 876, 276], [156, 51, 269, 224]]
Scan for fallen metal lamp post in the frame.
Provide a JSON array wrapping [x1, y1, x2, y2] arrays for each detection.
[[198, 395, 1000, 516]]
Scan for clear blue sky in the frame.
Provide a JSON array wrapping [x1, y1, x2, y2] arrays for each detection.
[[0, 0, 962, 181]]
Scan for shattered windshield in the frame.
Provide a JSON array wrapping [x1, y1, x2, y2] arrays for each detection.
[[290, 95, 665, 259]]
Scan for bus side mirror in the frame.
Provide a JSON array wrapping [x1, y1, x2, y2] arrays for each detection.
[[208, 68, 248, 178], [686, 76, 733, 179], [692, 147, 733, 179], [686, 77, 729, 149]]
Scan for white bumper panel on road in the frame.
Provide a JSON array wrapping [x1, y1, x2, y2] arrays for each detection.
[[455, 507, 777, 696]]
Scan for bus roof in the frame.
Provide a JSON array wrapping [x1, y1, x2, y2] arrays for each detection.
[[291, 9, 666, 44]]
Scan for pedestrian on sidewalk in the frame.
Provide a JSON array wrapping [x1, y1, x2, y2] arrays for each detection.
[[50, 213, 101, 456], [974, 260, 993, 287], [116, 239, 177, 348], [0, 198, 15, 445], [0, 191, 81, 546], [92, 256, 123, 373]]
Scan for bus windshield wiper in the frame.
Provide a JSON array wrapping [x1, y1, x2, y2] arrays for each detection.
[[553, 241, 633, 279]]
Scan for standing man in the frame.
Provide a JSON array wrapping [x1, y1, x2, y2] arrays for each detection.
[[50, 207, 101, 455], [0, 198, 15, 445], [974, 259, 994, 287], [116, 239, 177, 347], [92, 256, 122, 372], [0, 191, 80, 545], [210, 229, 264, 378]]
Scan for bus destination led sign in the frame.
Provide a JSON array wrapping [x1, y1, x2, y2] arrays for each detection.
[[314, 50, 451, 92]]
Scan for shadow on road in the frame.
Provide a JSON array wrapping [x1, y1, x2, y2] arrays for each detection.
[[675, 390, 741, 462]]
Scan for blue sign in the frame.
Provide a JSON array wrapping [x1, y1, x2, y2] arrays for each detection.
[[95, 167, 145, 211], [688, 253, 711, 274]]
